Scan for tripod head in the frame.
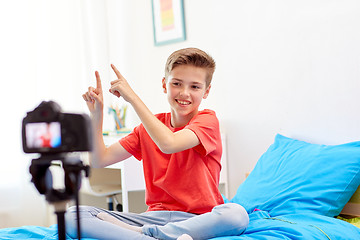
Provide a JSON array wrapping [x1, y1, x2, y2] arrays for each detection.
[[29, 153, 90, 240], [29, 153, 90, 204]]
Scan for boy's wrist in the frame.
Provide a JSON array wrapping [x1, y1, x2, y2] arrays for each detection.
[[91, 112, 103, 129], [124, 91, 140, 105], [90, 110, 103, 120]]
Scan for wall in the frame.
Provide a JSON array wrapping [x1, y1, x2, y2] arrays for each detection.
[[1, 0, 360, 227], [209, 0, 360, 196]]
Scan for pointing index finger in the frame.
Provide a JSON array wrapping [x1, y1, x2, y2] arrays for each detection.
[[111, 64, 123, 79], [95, 71, 102, 89]]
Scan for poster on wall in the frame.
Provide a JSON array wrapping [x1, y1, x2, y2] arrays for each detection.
[[151, 0, 186, 46]]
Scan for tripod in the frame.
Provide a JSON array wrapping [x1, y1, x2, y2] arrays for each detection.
[[29, 153, 90, 240]]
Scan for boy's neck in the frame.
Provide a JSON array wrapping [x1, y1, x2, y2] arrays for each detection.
[[171, 111, 199, 128], [170, 109, 199, 128]]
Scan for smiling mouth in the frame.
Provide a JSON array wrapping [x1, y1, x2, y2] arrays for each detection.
[[176, 99, 191, 105]]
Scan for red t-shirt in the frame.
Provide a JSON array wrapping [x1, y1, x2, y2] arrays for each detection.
[[119, 109, 224, 214]]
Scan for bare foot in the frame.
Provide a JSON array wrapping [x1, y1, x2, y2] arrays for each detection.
[[97, 212, 142, 233]]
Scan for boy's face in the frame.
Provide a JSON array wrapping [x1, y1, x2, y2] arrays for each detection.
[[162, 65, 211, 126]]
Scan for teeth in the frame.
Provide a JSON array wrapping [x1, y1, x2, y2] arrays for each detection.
[[177, 100, 190, 105]]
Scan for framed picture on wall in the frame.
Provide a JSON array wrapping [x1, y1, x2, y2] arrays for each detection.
[[151, 0, 186, 46]]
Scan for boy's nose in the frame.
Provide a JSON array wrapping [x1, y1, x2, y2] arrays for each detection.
[[179, 87, 190, 97]]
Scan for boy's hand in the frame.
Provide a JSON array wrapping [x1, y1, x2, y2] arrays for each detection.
[[82, 71, 104, 116], [109, 64, 137, 103]]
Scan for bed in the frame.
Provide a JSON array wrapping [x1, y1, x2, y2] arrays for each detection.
[[1, 134, 360, 239]]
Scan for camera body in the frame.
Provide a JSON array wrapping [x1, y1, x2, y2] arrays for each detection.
[[22, 101, 92, 154]]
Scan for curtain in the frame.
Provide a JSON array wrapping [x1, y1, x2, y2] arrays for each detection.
[[0, 0, 122, 227]]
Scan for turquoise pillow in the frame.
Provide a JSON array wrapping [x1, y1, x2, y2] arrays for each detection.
[[231, 134, 360, 217]]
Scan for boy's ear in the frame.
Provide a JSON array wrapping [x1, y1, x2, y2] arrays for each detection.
[[203, 84, 211, 99], [162, 77, 167, 93]]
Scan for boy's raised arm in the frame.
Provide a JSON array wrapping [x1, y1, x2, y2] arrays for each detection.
[[109, 64, 200, 154], [82, 71, 132, 168]]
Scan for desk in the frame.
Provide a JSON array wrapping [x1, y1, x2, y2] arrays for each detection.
[[102, 134, 229, 212], [103, 135, 145, 213]]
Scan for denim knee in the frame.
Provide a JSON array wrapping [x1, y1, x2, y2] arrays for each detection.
[[212, 203, 249, 230]]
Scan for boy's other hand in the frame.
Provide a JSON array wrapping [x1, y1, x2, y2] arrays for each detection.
[[109, 64, 136, 103], [82, 71, 104, 115]]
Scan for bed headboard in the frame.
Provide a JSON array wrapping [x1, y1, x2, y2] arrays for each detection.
[[341, 186, 360, 217]]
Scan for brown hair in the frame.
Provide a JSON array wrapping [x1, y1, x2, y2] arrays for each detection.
[[164, 48, 216, 87]]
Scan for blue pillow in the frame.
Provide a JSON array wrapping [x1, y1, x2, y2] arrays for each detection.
[[231, 134, 360, 217]]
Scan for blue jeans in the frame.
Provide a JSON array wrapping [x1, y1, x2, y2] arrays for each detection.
[[65, 203, 248, 240]]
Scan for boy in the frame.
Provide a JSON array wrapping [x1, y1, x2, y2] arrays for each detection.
[[66, 48, 248, 240]]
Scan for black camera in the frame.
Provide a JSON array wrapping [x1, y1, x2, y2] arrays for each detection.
[[22, 101, 92, 154]]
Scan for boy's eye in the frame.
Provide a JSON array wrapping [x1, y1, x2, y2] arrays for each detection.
[[192, 85, 200, 89], [172, 82, 180, 86]]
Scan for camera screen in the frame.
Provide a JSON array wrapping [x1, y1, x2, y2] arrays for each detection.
[[25, 122, 61, 149]]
